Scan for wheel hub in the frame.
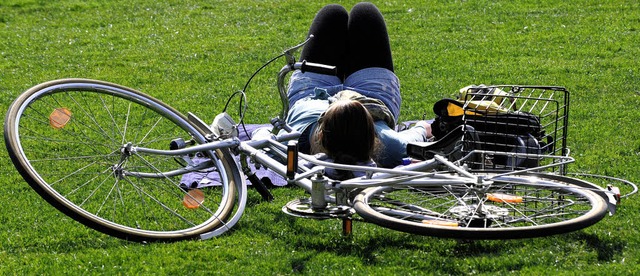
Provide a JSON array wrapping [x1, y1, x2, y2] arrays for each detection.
[[112, 142, 133, 180], [449, 204, 509, 219]]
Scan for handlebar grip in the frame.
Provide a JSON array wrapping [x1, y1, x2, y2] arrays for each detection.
[[299, 60, 337, 76]]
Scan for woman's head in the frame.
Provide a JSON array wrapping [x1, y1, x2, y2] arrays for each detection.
[[313, 100, 377, 163]]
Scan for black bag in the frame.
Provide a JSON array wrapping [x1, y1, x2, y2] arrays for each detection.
[[431, 98, 548, 168], [432, 99, 542, 139]]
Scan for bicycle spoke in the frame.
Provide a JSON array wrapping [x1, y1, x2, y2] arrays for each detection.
[[355, 172, 606, 239], [66, 92, 120, 147]]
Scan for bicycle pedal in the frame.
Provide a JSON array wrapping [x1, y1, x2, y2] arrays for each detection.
[[605, 185, 620, 216], [607, 185, 621, 204]]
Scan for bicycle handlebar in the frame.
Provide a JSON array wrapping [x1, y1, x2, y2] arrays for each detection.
[[299, 60, 337, 75], [276, 60, 337, 122]]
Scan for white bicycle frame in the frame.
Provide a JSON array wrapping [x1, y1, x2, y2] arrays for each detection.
[[126, 41, 614, 239]]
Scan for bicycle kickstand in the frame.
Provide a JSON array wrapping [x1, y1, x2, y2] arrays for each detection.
[[240, 155, 274, 202]]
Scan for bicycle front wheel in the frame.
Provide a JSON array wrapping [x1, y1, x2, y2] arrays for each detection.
[[353, 173, 608, 239], [4, 79, 241, 242]]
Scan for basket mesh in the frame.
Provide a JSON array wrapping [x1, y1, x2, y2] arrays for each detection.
[[458, 85, 569, 172]]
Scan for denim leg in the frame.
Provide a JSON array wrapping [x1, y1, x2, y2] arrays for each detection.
[[344, 67, 401, 123], [287, 70, 343, 107]]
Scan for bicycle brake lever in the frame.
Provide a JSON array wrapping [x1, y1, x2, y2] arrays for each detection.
[[283, 35, 314, 65], [270, 117, 293, 133]]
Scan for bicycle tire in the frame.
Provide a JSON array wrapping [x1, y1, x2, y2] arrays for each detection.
[[4, 79, 242, 242], [353, 173, 608, 239]]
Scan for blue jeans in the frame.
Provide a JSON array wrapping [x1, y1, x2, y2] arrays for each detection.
[[287, 67, 401, 123], [285, 67, 428, 168]]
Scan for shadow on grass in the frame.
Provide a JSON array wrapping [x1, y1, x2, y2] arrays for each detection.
[[569, 231, 627, 262], [252, 206, 629, 272]]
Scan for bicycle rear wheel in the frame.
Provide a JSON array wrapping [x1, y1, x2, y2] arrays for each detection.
[[4, 79, 241, 242], [353, 173, 608, 239]]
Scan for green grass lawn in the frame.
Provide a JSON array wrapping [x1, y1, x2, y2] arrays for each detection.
[[1, 0, 639, 274]]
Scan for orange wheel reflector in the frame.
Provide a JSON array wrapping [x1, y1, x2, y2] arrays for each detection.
[[49, 108, 72, 129], [182, 189, 205, 209], [487, 193, 523, 204], [422, 220, 459, 227]]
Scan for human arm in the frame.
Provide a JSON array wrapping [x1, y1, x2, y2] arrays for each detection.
[[373, 120, 432, 167]]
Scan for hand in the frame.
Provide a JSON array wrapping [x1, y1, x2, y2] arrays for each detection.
[[413, 120, 433, 140]]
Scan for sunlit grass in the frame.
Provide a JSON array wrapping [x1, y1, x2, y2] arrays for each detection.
[[1, 0, 638, 274]]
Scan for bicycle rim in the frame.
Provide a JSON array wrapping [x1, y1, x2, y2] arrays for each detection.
[[4, 79, 239, 242], [353, 173, 608, 239]]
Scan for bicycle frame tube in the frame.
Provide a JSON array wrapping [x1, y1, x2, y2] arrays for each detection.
[[133, 139, 240, 156], [124, 159, 215, 179], [128, 132, 574, 191], [337, 174, 478, 189], [237, 141, 314, 192]]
